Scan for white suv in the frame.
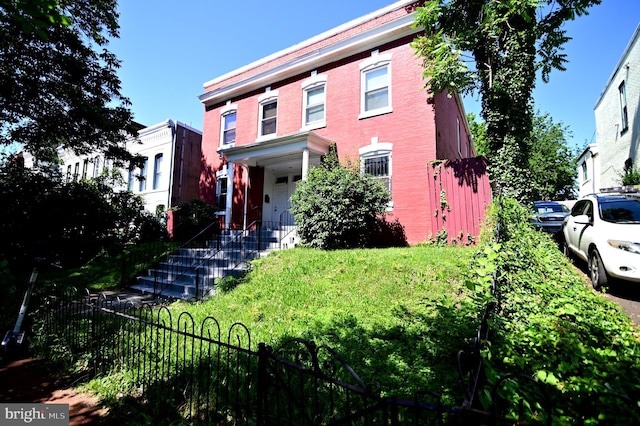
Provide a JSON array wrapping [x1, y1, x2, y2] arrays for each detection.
[[562, 192, 640, 289]]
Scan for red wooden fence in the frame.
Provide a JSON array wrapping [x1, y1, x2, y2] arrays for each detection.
[[426, 157, 493, 245]]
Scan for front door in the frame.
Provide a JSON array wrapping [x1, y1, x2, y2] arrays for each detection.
[[272, 183, 290, 223]]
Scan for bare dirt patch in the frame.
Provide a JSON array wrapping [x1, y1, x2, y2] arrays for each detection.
[[0, 358, 108, 425]]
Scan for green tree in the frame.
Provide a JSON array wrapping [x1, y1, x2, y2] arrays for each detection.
[[468, 111, 577, 200], [0, 158, 162, 269], [290, 146, 391, 249], [529, 112, 577, 200], [467, 112, 488, 156], [0, 0, 136, 164], [0, 0, 71, 40], [413, 0, 600, 202]]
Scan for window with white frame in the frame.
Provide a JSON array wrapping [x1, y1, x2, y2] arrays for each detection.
[[619, 81, 629, 132], [581, 161, 588, 182], [301, 73, 327, 130], [81, 159, 88, 179], [66, 165, 72, 182], [139, 157, 148, 192], [258, 91, 278, 138], [127, 167, 134, 191], [153, 153, 163, 190], [359, 53, 392, 119], [359, 139, 393, 198], [73, 162, 79, 181], [220, 103, 237, 146], [216, 172, 228, 211], [93, 156, 101, 178]]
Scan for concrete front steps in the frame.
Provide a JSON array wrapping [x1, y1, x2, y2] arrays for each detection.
[[131, 226, 297, 300]]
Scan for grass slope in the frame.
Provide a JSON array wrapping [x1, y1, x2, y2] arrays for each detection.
[[169, 246, 478, 403]]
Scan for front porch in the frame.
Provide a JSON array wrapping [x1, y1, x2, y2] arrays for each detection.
[[216, 131, 333, 228]]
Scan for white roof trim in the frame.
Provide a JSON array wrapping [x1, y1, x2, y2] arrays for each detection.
[[594, 23, 640, 110], [200, 2, 420, 106]]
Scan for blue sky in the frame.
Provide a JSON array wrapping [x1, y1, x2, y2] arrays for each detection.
[[111, 1, 640, 151]]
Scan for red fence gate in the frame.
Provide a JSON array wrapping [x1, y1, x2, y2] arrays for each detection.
[[427, 157, 493, 245]]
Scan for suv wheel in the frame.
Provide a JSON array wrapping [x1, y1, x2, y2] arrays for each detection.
[[588, 249, 608, 291]]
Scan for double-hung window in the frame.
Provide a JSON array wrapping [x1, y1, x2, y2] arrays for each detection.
[[153, 153, 163, 190], [619, 81, 629, 133], [359, 52, 392, 119], [257, 90, 278, 139], [364, 154, 391, 192], [301, 73, 327, 130], [139, 157, 148, 192], [360, 139, 393, 203], [127, 167, 135, 191], [93, 156, 101, 178], [220, 103, 238, 146]]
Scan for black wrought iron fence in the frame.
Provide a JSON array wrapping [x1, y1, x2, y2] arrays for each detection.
[[33, 285, 640, 425]]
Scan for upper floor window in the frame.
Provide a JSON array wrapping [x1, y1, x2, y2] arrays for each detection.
[[619, 81, 629, 133], [359, 53, 392, 119], [258, 90, 279, 139], [220, 103, 238, 146], [581, 161, 588, 182], [301, 73, 327, 130], [153, 153, 163, 190]]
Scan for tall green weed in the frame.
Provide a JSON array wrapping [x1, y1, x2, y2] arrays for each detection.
[[475, 198, 640, 423]]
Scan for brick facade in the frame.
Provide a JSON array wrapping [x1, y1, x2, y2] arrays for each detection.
[[199, 1, 474, 245]]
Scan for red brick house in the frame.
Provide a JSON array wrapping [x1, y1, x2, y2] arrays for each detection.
[[197, 1, 475, 245]]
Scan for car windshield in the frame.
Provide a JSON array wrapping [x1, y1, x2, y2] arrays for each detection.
[[600, 199, 640, 223]]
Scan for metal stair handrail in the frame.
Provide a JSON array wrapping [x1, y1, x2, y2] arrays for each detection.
[[156, 219, 268, 298]]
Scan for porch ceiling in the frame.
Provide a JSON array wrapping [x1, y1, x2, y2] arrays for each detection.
[[219, 131, 333, 175]]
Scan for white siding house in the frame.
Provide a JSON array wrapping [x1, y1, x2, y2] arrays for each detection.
[[57, 119, 202, 214], [590, 24, 640, 190]]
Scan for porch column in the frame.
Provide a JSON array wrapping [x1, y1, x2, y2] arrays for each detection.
[[225, 162, 234, 229], [302, 148, 309, 180]]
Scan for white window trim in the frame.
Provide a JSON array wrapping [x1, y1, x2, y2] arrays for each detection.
[[359, 53, 393, 120], [359, 140, 393, 209], [257, 90, 279, 142], [220, 103, 238, 148], [300, 74, 327, 131]]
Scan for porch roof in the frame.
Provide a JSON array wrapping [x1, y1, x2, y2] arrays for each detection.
[[218, 131, 333, 174]]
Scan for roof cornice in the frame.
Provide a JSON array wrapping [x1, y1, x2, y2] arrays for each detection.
[[199, 4, 421, 106]]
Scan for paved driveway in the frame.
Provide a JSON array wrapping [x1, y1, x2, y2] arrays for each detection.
[[570, 259, 640, 327]]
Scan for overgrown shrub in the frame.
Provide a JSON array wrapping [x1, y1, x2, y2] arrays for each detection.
[[290, 145, 394, 249], [472, 198, 640, 423], [171, 199, 218, 242], [0, 160, 164, 270]]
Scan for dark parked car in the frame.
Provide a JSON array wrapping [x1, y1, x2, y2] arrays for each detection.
[[530, 201, 570, 235]]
